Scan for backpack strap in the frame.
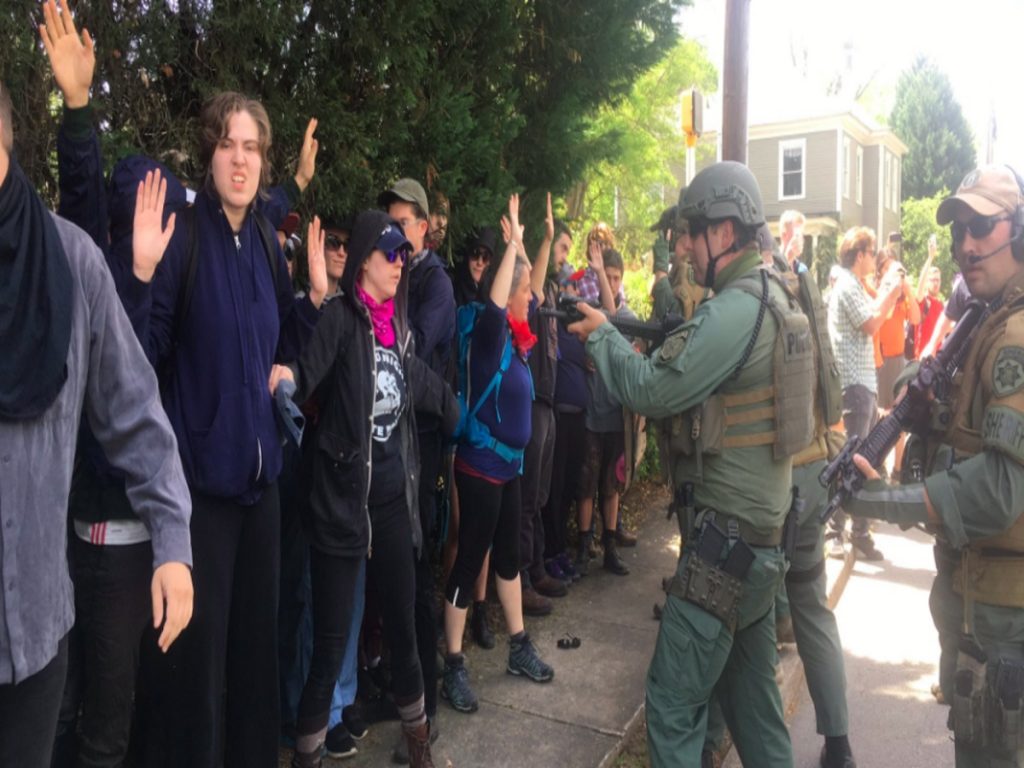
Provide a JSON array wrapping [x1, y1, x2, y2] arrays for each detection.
[[251, 208, 282, 296], [171, 206, 199, 360]]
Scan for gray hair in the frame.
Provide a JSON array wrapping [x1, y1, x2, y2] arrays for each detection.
[[512, 255, 530, 293]]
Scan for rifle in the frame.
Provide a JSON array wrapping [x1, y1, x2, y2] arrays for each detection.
[[539, 294, 684, 345], [817, 301, 987, 524]]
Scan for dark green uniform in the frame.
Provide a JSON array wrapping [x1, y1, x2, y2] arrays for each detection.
[[845, 269, 1024, 767], [587, 248, 799, 767]]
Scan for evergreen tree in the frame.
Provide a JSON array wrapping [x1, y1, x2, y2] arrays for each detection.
[[890, 57, 976, 200]]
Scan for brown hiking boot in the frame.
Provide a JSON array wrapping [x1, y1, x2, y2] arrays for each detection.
[[532, 572, 568, 598], [521, 586, 553, 616], [404, 721, 435, 768]]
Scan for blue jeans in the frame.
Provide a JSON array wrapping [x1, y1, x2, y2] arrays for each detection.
[[328, 560, 365, 729]]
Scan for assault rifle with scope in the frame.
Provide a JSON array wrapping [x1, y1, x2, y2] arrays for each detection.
[[817, 301, 987, 524], [539, 294, 684, 346]]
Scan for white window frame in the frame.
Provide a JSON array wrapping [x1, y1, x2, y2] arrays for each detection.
[[843, 136, 851, 199], [778, 138, 807, 201], [856, 146, 864, 206]]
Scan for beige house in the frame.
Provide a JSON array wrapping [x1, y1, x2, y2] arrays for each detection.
[[695, 108, 908, 270]]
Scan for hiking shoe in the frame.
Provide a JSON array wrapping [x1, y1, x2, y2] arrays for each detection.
[[602, 531, 630, 575], [521, 586, 553, 616], [325, 724, 358, 759], [545, 558, 572, 586], [555, 552, 581, 582], [441, 656, 478, 713], [852, 536, 884, 562], [342, 705, 368, 740], [533, 572, 568, 598], [470, 601, 495, 650], [507, 633, 554, 683]]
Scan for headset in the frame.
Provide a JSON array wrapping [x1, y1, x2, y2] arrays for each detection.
[[955, 164, 1024, 264]]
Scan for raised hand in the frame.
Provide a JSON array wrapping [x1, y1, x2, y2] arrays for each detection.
[[588, 239, 605, 272], [39, 0, 95, 109], [133, 169, 176, 283], [306, 215, 327, 308], [294, 118, 319, 192], [544, 191, 554, 242]]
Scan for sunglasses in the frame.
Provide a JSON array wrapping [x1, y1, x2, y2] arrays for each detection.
[[470, 247, 492, 263], [325, 233, 348, 250], [952, 214, 1012, 244], [384, 246, 411, 264]]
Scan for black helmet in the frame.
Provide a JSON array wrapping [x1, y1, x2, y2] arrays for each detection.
[[678, 161, 765, 228]]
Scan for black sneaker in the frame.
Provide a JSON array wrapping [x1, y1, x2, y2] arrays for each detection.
[[324, 724, 357, 759], [342, 705, 368, 740]]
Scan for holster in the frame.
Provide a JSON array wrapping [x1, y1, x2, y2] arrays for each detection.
[[781, 486, 803, 560], [668, 520, 753, 633], [991, 657, 1024, 753], [951, 636, 989, 748]]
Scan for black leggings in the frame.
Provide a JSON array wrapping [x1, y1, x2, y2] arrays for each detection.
[[296, 494, 423, 736], [445, 471, 521, 609]]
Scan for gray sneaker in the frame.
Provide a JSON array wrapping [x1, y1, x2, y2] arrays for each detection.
[[507, 634, 554, 683]]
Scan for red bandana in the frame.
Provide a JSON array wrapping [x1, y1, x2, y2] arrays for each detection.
[[507, 315, 537, 357]]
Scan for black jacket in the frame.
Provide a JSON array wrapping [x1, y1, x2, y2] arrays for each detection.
[[290, 210, 456, 557]]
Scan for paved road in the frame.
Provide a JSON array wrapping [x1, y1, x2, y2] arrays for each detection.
[[788, 523, 953, 768]]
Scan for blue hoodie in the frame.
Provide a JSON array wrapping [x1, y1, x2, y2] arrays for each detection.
[[123, 189, 319, 503]]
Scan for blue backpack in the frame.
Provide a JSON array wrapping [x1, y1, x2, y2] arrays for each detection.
[[453, 302, 533, 468]]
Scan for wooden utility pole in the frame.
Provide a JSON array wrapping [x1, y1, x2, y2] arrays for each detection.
[[722, 0, 750, 163]]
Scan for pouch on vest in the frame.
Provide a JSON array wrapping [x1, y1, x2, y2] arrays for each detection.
[[952, 639, 989, 748], [727, 270, 816, 458], [796, 270, 843, 428]]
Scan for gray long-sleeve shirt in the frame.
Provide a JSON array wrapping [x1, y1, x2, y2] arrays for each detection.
[[0, 214, 192, 684]]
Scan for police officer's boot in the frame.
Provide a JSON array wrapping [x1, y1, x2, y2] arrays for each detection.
[[575, 531, 593, 577], [820, 736, 856, 768], [602, 530, 630, 575]]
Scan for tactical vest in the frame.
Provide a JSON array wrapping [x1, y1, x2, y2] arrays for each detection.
[[945, 276, 1024, 606], [667, 269, 815, 462]]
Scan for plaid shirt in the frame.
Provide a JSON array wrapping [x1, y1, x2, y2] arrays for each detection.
[[576, 266, 625, 305], [827, 267, 877, 393]]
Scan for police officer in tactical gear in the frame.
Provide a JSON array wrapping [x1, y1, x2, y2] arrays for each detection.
[[845, 165, 1024, 767], [570, 161, 814, 767]]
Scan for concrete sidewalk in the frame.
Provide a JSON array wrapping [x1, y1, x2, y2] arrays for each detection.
[[296, 484, 680, 768], [284, 485, 857, 768]]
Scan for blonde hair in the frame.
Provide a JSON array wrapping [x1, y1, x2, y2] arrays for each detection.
[[839, 226, 875, 268]]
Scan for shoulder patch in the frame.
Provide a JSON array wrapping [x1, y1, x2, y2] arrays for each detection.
[[993, 346, 1024, 398], [659, 327, 691, 362]]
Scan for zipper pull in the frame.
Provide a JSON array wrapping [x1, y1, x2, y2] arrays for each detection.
[[234, 234, 241, 252]]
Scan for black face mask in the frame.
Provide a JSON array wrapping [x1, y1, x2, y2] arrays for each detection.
[[0, 157, 72, 421]]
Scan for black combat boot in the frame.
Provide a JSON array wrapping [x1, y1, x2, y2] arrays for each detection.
[[602, 530, 630, 575]]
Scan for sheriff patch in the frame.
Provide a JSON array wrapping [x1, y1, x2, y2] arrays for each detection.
[[659, 327, 691, 362], [993, 346, 1024, 398]]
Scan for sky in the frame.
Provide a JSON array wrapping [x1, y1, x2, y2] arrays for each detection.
[[677, 0, 1024, 169]]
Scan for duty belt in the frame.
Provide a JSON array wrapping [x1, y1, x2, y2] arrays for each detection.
[[697, 509, 783, 548]]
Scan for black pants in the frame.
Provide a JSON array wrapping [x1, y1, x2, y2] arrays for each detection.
[[0, 634, 68, 768], [61, 539, 152, 768], [543, 409, 586, 558], [157, 485, 281, 768], [520, 401, 555, 583], [414, 428, 442, 718], [297, 494, 423, 736], [446, 472, 521, 608]]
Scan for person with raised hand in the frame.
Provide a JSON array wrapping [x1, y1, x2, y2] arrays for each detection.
[[441, 193, 555, 716]]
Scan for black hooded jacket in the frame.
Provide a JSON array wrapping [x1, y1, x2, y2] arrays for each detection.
[[290, 210, 457, 557]]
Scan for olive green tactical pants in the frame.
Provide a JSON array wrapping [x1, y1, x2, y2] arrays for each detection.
[[646, 547, 792, 768], [951, 602, 1024, 767], [785, 462, 849, 737]]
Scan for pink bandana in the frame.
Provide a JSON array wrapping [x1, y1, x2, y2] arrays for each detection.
[[355, 281, 395, 347]]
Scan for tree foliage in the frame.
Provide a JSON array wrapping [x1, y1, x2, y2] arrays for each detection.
[[572, 39, 716, 291], [890, 58, 976, 201], [0, 0, 686, 258], [900, 190, 955, 294]]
